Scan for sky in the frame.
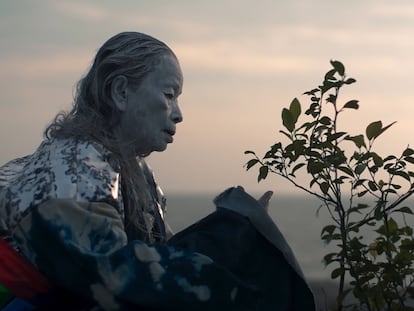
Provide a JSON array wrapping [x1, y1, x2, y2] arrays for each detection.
[[1, 0, 414, 196]]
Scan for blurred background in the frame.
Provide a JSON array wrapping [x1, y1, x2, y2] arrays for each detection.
[[1, 0, 414, 282]]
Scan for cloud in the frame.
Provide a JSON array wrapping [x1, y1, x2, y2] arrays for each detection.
[[0, 50, 92, 80], [175, 41, 318, 76], [53, 1, 110, 21], [372, 2, 414, 18], [174, 38, 409, 80]]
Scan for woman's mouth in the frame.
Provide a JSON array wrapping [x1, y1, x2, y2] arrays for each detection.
[[163, 129, 175, 143], [164, 129, 175, 136]]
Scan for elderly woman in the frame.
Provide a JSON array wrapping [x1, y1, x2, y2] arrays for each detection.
[[0, 32, 315, 310]]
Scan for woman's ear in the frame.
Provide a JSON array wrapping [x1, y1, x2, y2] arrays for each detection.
[[111, 75, 128, 112]]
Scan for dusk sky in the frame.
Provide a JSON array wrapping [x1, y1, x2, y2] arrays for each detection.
[[1, 0, 414, 195]]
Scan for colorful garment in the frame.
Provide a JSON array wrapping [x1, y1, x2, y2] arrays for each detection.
[[0, 284, 12, 306], [0, 137, 315, 310]]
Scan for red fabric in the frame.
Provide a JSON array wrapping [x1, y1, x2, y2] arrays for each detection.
[[0, 239, 51, 299]]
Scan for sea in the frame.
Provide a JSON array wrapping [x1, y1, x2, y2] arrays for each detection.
[[164, 193, 414, 281]]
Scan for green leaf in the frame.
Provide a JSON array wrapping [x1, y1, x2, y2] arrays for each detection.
[[319, 116, 331, 125], [338, 166, 354, 177], [323, 252, 338, 266], [348, 204, 369, 214], [321, 225, 336, 235], [343, 100, 359, 109], [330, 60, 345, 75], [245, 159, 259, 170], [405, 156, 414, 164], [366, 121, 383, 140], [282, 108, 295, 132], [326, 94, 337, 103], [306, 150, 321, 158], [355, 164, 366, 175], [384, 188, 397, 194], [324, 69, 336, 81], [390, 183, 402, 189], [258, 165, 268, 182], [368, 180, 378, 191], [371, 152, 384, 167], [344, 134, 366, 148], [344, 78, 356, 84], [374, 206, 383, 220], [279, 130, 292, 140], [292, 139, 305, 155], [403, 147, 414, 157], [353, 179, 366, 187], [368, 165, 378, 173], [320, 182, 329, 194], [304, 88, 319, 96], [388, 217, 398, 233], [384, 155, 397, 162], [366, 120, 396, 141], [291, 163, 305, 175], [244, 150, 256, 155], [380, 121, 397, 136], [393, 170, 411, 181], [331, 267, 345, 279], [394, 206, 413, 214], [307, 161, 324, 174], [289, 98, 301, 124], [327, 132, 347, 141], [358, 190, 368, 197]]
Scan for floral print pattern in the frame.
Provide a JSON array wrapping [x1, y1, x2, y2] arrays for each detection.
[[0, 138, 260, 310]]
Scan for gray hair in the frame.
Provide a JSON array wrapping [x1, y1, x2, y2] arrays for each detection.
[[45, 31, 176, 147]]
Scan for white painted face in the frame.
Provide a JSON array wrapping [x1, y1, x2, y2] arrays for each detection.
[[114, 54, 183, 157]]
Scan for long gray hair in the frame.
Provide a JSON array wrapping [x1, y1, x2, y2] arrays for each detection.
[[45, 31, 176, 145], [45, 32, 177, 242]]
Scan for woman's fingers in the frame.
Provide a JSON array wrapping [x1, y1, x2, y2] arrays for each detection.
[[257, 191, 273, 212]]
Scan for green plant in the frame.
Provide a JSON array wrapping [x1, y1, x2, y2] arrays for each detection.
[[245, 60, 414, 310]]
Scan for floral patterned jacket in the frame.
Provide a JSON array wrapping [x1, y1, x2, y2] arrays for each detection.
[[0, 138, 259, 310]]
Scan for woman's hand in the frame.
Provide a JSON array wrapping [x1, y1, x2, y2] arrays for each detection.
[[257, 190, 274, 212], [214, 186, 273, 213]]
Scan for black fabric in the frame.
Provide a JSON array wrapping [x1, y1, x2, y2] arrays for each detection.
[[169, 208, 315, 311]]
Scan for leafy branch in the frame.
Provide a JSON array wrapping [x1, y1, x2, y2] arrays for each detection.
[[245, 60, 414, 311]]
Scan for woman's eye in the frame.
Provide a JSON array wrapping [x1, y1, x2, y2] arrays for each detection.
[[164, 93, 174, 100]]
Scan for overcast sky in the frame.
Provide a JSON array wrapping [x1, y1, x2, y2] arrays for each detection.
[[1, 0, 414, 195]]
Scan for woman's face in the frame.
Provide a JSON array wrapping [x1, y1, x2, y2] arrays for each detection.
[[116, 54, 183, 157]]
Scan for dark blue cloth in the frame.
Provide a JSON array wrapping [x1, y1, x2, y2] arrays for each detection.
[[1, 298, 35, 311], [169, 208, 316, 310]]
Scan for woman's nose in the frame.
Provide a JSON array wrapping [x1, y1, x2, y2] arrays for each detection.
[[172, 102, 183, 123]]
